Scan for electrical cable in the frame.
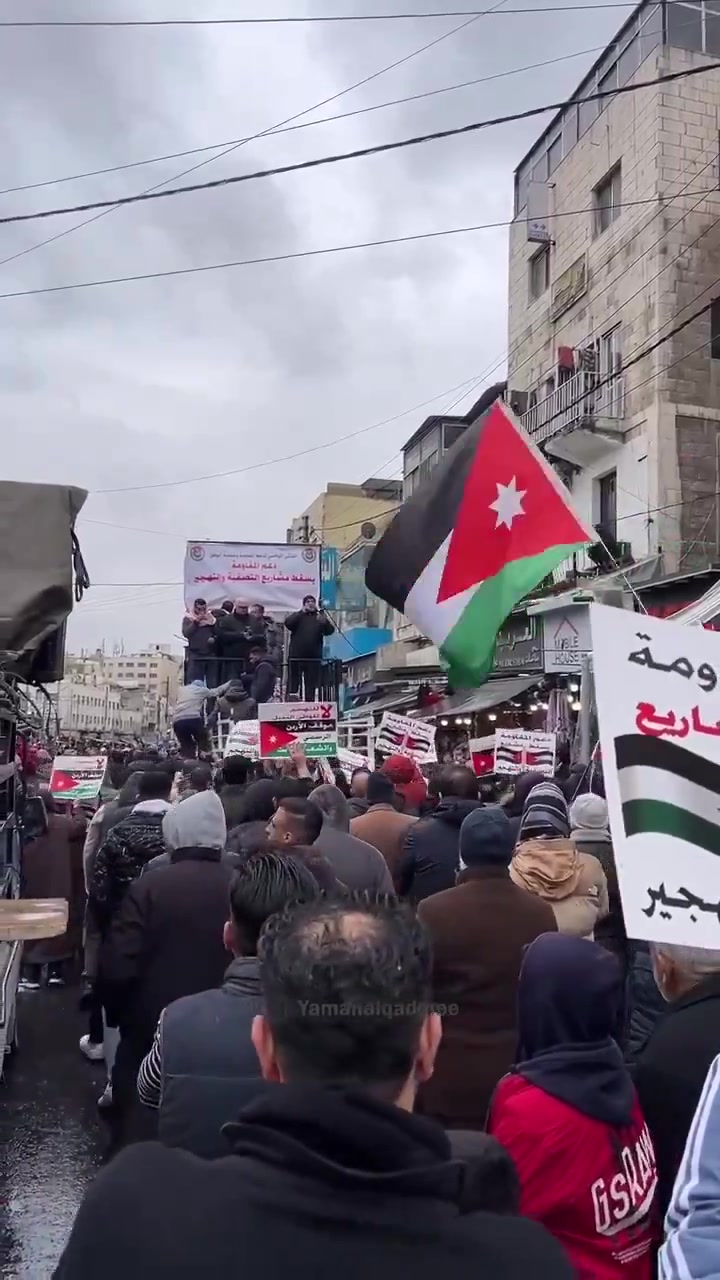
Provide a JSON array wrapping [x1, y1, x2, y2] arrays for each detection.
[[0, 6, 488, 272], [0, 40, 629, 200], [1, 62, 717, 229], [2, 187, 717, 309], [0, 6, 645, 25]]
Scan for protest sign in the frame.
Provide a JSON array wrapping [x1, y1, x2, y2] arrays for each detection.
[[336, 746, 370, 773], [493, 728, 556, 777], [591, 601, 720, 948], [50, 756, 106, 803], [259, 702, 337, 759], [375, 712, 437, 765], [223, 720, 260, 761], [469, 736, 495, 777], [184, 542, 320, 616]]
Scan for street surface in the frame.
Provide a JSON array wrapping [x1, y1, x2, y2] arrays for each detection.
[[0, 986, 104, 1277]]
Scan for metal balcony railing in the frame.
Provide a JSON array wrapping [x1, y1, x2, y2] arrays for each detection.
[[522, 370, 625, 444]]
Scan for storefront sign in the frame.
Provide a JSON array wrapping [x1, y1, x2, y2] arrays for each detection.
[[493, 614, 544, 673], [259, 702, 337, 758], [542, 604, 592, 673]]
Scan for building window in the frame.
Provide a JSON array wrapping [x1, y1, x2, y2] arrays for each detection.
[[529, 245, 550, 301], [597, 470, 618, 541], [711, 298, 720, 359], [593, 164, 622, 237]]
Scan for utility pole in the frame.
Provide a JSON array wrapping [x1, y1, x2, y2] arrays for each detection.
[[300, 513, 310, 544]]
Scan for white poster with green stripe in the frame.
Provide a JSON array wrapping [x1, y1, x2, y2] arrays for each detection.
[[591, 602, 720, 948]]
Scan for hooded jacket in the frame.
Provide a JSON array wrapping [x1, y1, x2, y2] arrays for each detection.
[[55, 1084, 574, 1280], [398, 799, 483, 902], [489, 934, 658, 1280], [100, 792, 233, 1057], [511, 837, 609, 938]]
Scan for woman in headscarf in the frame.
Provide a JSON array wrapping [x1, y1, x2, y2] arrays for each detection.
[[382, 754, 427, 816], [488, 933, 658, 1278], [510, 781, 608, 938]]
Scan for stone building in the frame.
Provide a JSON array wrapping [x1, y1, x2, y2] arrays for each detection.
[[508, 0, 720, 576]]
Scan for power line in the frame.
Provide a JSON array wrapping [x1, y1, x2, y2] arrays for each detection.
[[0, 6, 643, 25], [90, 372, 489, 495], [80, 485, 720, 588], [0, 187, 715, 305], [0, 42, 611, 199], [0, 7, 486, 273], [2, 62, 717, 229]]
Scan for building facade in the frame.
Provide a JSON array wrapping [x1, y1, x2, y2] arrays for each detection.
[[63, 644, 182, 733], [508, 2, 720, 577], [288, 478, 402, 552], [49, 674, 144, 737]]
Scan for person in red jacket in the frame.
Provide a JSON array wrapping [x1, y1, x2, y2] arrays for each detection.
[[488, 932, 658, 1279]]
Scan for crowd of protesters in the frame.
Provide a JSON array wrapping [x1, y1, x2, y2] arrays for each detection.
[[11, 720, 720, 1279]]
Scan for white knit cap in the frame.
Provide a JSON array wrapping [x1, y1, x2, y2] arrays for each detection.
[[569, 793, 608, 831]]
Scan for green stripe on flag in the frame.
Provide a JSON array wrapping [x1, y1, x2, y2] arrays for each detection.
[[439, 542, 588, 687], [623, 798, 720, 858]]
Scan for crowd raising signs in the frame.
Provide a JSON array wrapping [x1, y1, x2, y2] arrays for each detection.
[[184, 542, 321, 616], [591, 601, 720, 949]]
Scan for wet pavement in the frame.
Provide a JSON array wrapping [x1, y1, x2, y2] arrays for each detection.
[[0, 985, 105, 1278]]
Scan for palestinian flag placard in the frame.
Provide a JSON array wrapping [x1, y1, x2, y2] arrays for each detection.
[[258, 702, 337, 759], [493, 728, 556, 777], [366, 393, 593, 687], [615, 735, 720, 857], [591, 601, 720, 949], [49, 756, 106, 802]]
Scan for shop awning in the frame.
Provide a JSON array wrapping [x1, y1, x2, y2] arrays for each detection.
[[410, 675, 539, 721], [341, 689, 417, 721]]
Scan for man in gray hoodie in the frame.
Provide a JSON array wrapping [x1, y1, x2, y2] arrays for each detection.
[[308, 784, 394, 895]]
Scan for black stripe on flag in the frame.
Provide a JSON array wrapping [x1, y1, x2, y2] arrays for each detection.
[[365, 384, 505, 612], [615, 733, 720, 792]]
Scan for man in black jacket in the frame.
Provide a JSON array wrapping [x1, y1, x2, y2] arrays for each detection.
[[101, 791, 233, 1147], [398, 766, 482, 903], [181, 598, 217, 684], [245, 644, 277, 704], [56, 896, 573, 1280], [216, 600, 252, 681], [633, 941, 720, 1219], [136, 853, 320, 1157], [284, 594, 334, 700]]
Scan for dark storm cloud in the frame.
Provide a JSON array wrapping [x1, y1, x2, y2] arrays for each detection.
[[2, 1, 625, 650]]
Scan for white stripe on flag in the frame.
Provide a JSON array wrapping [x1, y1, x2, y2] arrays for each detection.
[[619, 763, 720, 830], [404, 532, 478, 648]]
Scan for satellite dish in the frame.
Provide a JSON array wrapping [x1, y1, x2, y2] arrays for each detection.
[[360, 521, 376, 540]]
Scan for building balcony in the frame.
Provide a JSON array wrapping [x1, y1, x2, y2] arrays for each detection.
[[522, 370, 626, 466]]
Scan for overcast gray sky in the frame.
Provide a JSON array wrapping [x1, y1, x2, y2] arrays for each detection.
[[3, 0, 629, 653]]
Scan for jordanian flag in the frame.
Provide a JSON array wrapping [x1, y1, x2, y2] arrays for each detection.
[[365, 395, 594, 686], [616, 734, 720, 856]]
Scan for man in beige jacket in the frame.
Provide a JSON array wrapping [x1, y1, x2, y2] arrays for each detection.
[[350, 771, 416, 890], [510, 782, 608, 938]]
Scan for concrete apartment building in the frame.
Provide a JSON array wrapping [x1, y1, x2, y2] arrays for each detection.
[[49, 674, 144, 737], [62, 644, 182, 734], [508, 0, 720, 577], [288, 479, 402, 551]]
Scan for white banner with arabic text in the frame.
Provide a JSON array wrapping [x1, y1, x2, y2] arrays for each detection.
[[591, 602, 720, 948], [185, 542, 320, 617]]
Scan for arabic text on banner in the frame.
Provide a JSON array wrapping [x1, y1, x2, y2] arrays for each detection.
[[184, 542, 320, 616], [50, 756, 106, 802], [590, 602, 720, 948], [375, 711, 437, 765], [493, 728, 556, 777], [223, 720, 260, 760], [258, 702, 338, 759]]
